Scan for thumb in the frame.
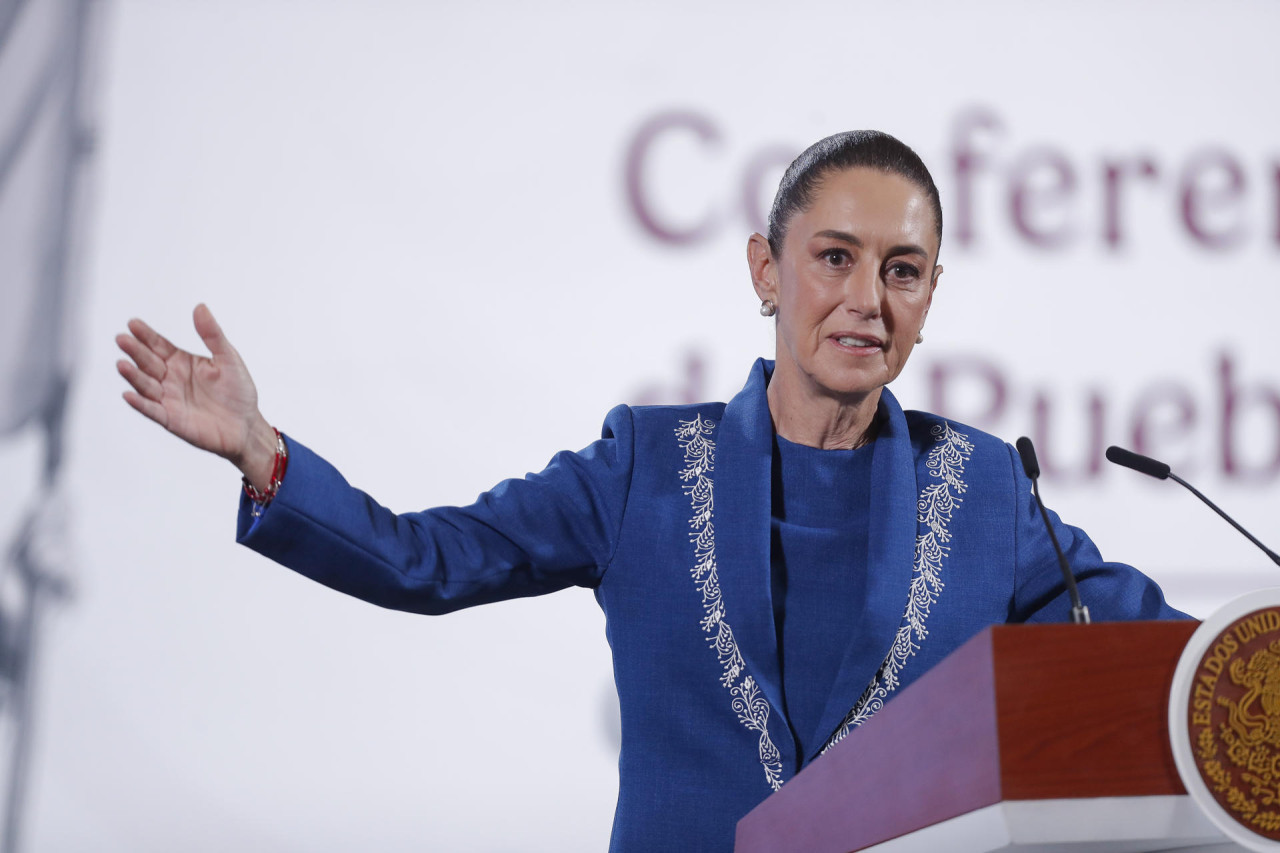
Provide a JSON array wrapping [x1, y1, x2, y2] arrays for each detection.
[[192, 303, 236, 358]]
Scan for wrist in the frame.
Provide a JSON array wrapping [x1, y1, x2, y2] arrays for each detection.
[[237, 416, 279, 492], [241, 426, 289, 515]]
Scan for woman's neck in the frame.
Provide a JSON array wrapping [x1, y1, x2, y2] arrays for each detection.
[[766, 371, 882, 450]]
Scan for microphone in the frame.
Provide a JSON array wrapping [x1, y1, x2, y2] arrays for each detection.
[[1105, 446, 1280, 567], [1016, 436, 1040, 479], [1016, 437, 1091, 624], [1103, 446, 1170, 480]]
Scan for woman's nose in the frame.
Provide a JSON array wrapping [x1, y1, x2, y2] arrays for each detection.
[[842, 267, 882, 317]]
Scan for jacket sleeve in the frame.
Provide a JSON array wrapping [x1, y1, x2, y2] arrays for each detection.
[[235, 405, 636, 614], [1005, 443, 1193, 623]]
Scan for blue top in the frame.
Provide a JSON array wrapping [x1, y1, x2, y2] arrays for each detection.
[[771, 435, 874, 762], [236, 360, 1190, 853]]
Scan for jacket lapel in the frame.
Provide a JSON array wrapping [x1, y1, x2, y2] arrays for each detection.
[[713, 365, 924, 765], [807, 387, 919, 761], [715, 360, 786, 726]]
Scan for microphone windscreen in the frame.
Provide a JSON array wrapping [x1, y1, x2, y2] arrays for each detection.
[[1105, 445, 1171, 480], [1015, 436, 1040, 480]]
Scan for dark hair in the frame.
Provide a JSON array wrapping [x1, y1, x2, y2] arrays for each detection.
[[766, 130, 942, 259]]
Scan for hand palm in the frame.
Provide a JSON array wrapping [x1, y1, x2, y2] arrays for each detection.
[[153, 344, 258, 457], [117, 305, 266, 466]]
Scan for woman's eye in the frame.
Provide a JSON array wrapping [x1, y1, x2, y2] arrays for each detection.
[[887, 262, 921, 280], [821, 249, 850, 267]]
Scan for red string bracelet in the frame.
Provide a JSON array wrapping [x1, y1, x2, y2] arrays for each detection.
[[244, 427, 289, 516]]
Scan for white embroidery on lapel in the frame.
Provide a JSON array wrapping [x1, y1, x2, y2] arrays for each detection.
[[820, 421, 974, 753], [676, 415, 784, 792]]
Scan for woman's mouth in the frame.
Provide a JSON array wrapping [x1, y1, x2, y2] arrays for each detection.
[[833, 335, 882, 349]]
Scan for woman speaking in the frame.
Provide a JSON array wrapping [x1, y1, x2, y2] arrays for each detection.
[[116, 130, 1186, 852]]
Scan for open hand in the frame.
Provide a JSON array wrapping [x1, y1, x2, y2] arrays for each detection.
[[116, 304, 277, 488]]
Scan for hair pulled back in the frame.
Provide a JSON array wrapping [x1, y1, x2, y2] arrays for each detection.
[[766, 130, 942, 259]]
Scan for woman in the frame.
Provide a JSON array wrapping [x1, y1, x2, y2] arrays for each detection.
[[117, 131, 1185, 852]]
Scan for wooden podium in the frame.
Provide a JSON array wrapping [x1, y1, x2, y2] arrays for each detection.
[[735, 621, 1244, 852]]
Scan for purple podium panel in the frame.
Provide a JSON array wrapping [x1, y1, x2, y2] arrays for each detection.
[[735, 621, 1199, 853]]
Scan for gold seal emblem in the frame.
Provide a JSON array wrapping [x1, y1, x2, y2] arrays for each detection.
[[1188, 607, 1280, 839]]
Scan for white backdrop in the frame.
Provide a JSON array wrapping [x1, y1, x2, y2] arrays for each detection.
[[14, 1, 1280, 850]]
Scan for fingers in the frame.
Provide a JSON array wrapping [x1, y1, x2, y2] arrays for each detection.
[[116, 357, 165, 403], [193, 303, 236, 359], [120, 388, 168, 428], [126, 317, 179, 360], [115, 332, 168, 382]]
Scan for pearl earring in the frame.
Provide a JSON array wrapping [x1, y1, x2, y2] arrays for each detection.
[[760, 300, 776, 317], [916, 332, 924, 344]]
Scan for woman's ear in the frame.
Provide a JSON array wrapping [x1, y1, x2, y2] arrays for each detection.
[[923, 263, 942, 324], [747, 233, 779, 305]]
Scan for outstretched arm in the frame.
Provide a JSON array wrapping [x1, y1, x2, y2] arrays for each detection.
[[116, 304, 277, 491]]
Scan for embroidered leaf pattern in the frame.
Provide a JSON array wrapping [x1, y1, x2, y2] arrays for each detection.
[[821, 422, 973, 752], [676, 416, 784, 792]]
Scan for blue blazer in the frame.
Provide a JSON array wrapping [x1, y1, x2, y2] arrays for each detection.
[[238, 359, 1186, 852]]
